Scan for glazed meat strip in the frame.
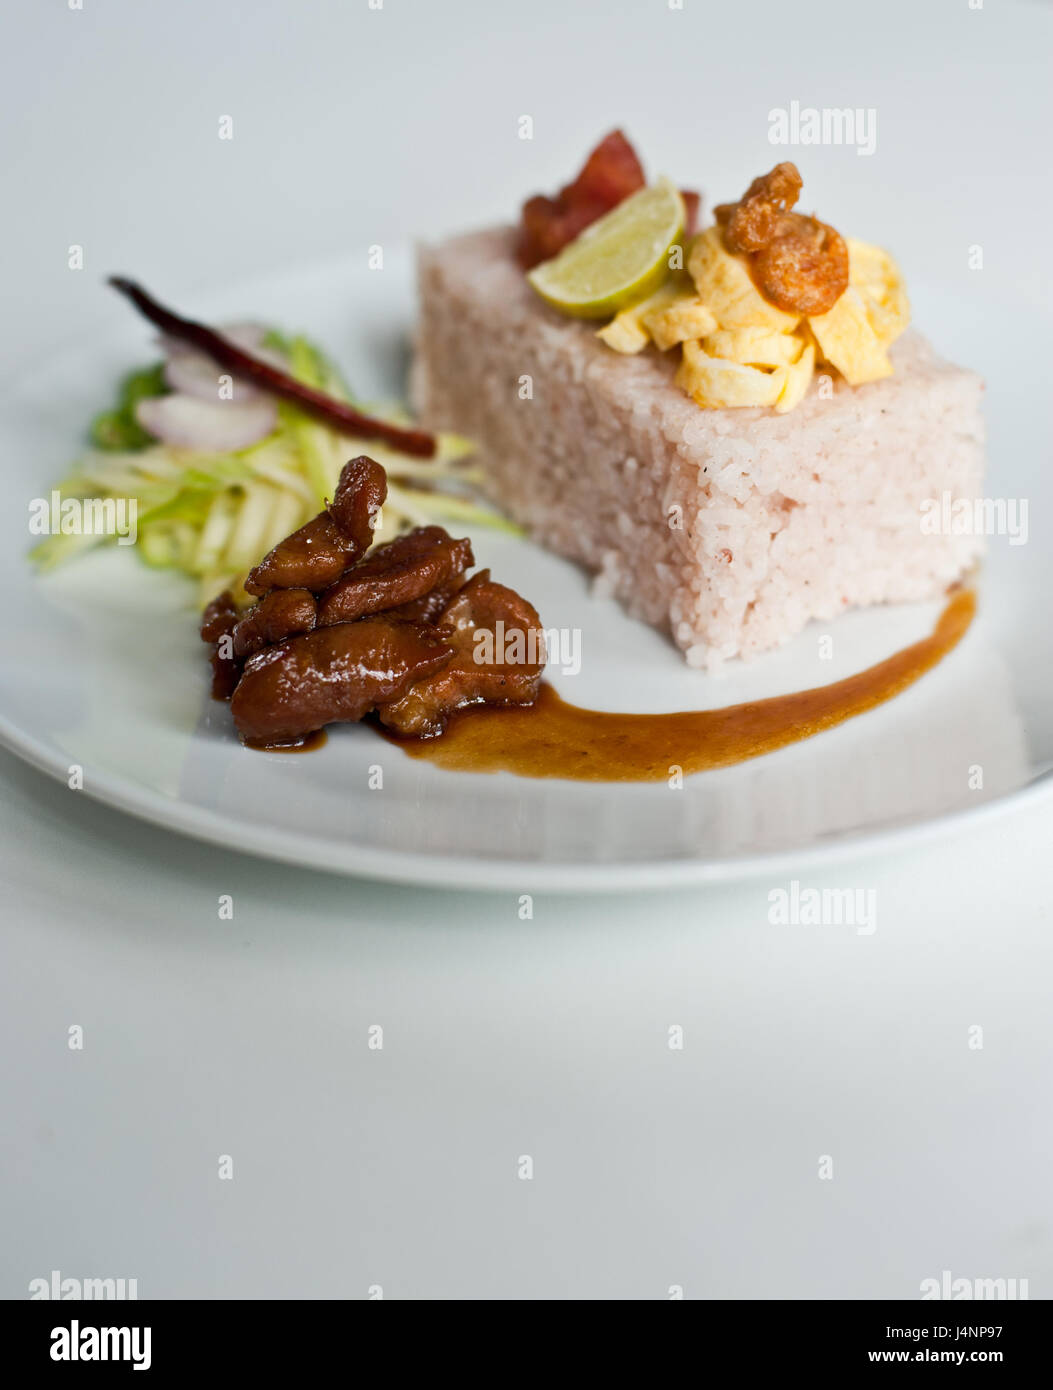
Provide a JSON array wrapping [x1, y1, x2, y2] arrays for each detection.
[[377, 570, 546, 737], [243, 511, 357, 597], [316, 526, 473, 627], [327, 455, 388, 553], [385, 570, 468, 624], [201, 589, 238, 644], [232, 588, 317, 659], [231, 619, 456, 747], [200, 590, 241, 699], [244, 456, 387, 596]]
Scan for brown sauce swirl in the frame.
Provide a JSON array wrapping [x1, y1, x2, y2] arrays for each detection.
[[381, 589, 975, 782]]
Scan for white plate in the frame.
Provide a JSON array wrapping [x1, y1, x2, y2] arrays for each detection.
[[2, 251, 1050, 890]]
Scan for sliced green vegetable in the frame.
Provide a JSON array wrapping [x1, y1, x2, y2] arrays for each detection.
[[222, 481, 280, 576], [30, 527, 112, 572], [283, 337, 342, 502], [90, 363, 168, 451], [139, 522, 181, 568], [191, 490, 240, 577]]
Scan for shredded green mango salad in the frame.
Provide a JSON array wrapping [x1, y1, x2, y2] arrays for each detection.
[[31, 328, 516, 606]]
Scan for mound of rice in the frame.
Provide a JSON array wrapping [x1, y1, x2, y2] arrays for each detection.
[[412, 227, 986, 665]]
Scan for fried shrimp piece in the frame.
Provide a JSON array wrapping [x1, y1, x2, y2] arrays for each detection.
[[315, 526, 473, 626], [715, 163, 848, 315], [715, 162, 803, 254], [752, 215, 849, 316]]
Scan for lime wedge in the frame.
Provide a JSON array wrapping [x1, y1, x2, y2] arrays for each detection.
[[527, 179, 685, 320]]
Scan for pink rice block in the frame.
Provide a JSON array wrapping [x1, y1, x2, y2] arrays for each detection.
[[412, 227, 986, 665]]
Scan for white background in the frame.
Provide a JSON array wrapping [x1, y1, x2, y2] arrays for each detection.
[[2, 0, 1051, 1299]]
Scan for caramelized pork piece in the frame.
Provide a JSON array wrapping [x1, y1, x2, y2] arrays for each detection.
[[327, 455, 388, 553], [232, 587, 317, 659], [244, 455, 388, 596], [316, 526, 473, 627], [201, 589, 238, 643], [385, 570, 468, 624], [244, 511, 359, 597], [200, 590, 241, 700], [377, 571, 546, 737], [230, 619, 455, 747]]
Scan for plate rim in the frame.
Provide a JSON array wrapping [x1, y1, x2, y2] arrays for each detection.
[[2, 708, 1050, 893]]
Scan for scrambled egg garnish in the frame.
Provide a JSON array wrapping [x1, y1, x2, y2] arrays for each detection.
[[597, 225, 909, 413]]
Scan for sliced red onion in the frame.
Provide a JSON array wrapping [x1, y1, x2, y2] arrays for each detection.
[[218, 323, 290, 371], [136, 393, 277, 451], [157, 323, 288, 375], [218, 322, 270, 350], [164, 351, 262, 404]]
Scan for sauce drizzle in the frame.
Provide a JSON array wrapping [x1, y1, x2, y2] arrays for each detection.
[[382, 588, 975, 782]]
